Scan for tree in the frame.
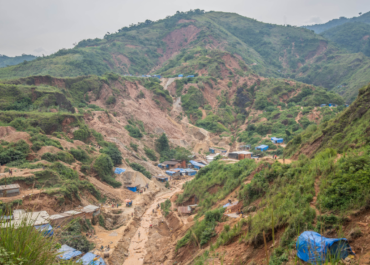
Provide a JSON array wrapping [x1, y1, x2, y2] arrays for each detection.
[[155, 133, 170, 153]]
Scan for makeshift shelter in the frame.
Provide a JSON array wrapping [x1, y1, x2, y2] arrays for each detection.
[[35, 223, 54, 237], [57, 245, 82, 260], [271, 137, 284, 144], [184, 168, 197, 176], [239, 145, 251, 150], [255, 145, 269, 151], [118, 170, 150, 192], [81, 205, 100, 217], [320, 104, 326, 107], [174, 168, 186, 175], [114, 168, 126, 174], [296, 231, 354, 264], [161, 160, 181, 169], [209, 148, 215, 154], [78, 252, 106, 265], [178, 206, 192, 214], [0, 184, 20, 197], [154, 175, 169, 182], [165, 170, 180, 178], [178, 74, 183, 77], [189, 160, 205, 170], [228, 151, 253, 160]]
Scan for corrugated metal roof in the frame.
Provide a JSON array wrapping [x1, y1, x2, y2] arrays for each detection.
[[63, 210, 82, 216], [81, 205, 99, 213], [229, 151, 253, 155], [178, 206, 191, 214], [162, 161, 179, 165], [256, 145, 269, 148], [0, 184, 20, 191]]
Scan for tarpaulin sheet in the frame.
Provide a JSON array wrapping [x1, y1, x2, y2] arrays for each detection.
[[114, 168, 126, 174], [35, 223, 54, 236], [58, 245, 82, 260], [78, 252, 106, 265], [127, 186, 137, 192], [296, 231, 354, 264]]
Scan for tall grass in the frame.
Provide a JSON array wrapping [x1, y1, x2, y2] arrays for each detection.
[[0, 212, 77, 264]]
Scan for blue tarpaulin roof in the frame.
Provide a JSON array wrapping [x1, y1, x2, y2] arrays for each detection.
[[184, 168, 196, 172], [296, 231, 354, 264], [271, 137, 283, 141], [58, 245, 82, 260], [35, 224, 53, 236], [114, 168, 126, 174], [78, 252, 106, 265], [174, 168, 186, 173], [189, 160, 205, 168]]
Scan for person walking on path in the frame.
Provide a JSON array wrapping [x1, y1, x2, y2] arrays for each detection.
[[138, 231, 141, 239], [9, 169, 12, 176]]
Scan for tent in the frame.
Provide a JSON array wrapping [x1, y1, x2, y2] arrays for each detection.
[[114, 168, 126, 174], [78, 252, 106, 265], [35, 223, 54, 237], [296, 231, 354, 264], [57, 245, 82, 260]]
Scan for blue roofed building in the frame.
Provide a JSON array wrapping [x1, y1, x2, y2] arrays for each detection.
[[114, 168, 126, 174], [189, 160, 206, 170], [271, 137, 283, 144], [178, 74, 183, 77], [255, 145, 269, 151], [184, 168, 197, 176]]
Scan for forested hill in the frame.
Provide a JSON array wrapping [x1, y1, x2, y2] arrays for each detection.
[[302, 11, 370, 34], [0, 54, 37, 68], [1, 10, 370, 102]]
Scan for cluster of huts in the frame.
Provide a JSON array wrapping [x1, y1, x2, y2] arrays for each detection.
[[156, 159, 202, 180]]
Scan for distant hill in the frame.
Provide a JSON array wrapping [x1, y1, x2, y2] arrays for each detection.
[[302, 11, 370, 34], [320, 22, 370, 56], [1, 10, 370, 102], [0, 54, 37, 68]]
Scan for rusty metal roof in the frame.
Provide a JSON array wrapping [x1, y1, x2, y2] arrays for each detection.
[[177, 206, 191, 214]]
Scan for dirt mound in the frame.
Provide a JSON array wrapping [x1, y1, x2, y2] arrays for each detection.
[[37, 146, 61, 155], [117, 170, 150, 188], [0, 126, 16, 138], [0, 131, 32, 145], [166, 212, 183, 232]]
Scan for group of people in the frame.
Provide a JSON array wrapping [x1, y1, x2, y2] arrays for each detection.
[[100, 245, 110, 252]]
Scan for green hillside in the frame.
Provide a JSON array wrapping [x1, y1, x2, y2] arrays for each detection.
[[0, 54, 37, 68], [284, 82, 370, 158], [0, 10, 370, 102], [302, 11, 370, 33], [321, 22, 370, 56]]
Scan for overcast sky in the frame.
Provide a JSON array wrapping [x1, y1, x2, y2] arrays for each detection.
[[1, 0, 369, 57]]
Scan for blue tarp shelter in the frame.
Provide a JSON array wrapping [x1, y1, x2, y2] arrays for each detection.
[[255, 145, 269, 151], [78, 252, 106, 265], [178, 74, 183, 77], [209, 148, 215, 154], [320, 104, 326, 107], [58, 245, 82, 260], [35, 224, 54, 237], [114, 168, 126, 174], [189, 160, 205, 170], [187, 75, 195, 78], [184, 168, 197, 176], [296, 231, 354, 264], [271, 137, 284, 144], [166, 170, 175, 176], [127, 186, 137, 192]]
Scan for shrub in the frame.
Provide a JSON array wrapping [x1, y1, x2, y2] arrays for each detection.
[[100, 144, 122, 165], [129, 162, 151, 179], [106, 96, 116, 105], [130, 142, 138, 152], [125, 125, 143, 138], [73, 126, 90, 142], [93, 154, 122, 187], [144, 147, 157, 161], [69, 148, 90, 162]]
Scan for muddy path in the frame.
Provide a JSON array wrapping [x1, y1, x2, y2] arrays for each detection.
[[121, 179, 191, 265]]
